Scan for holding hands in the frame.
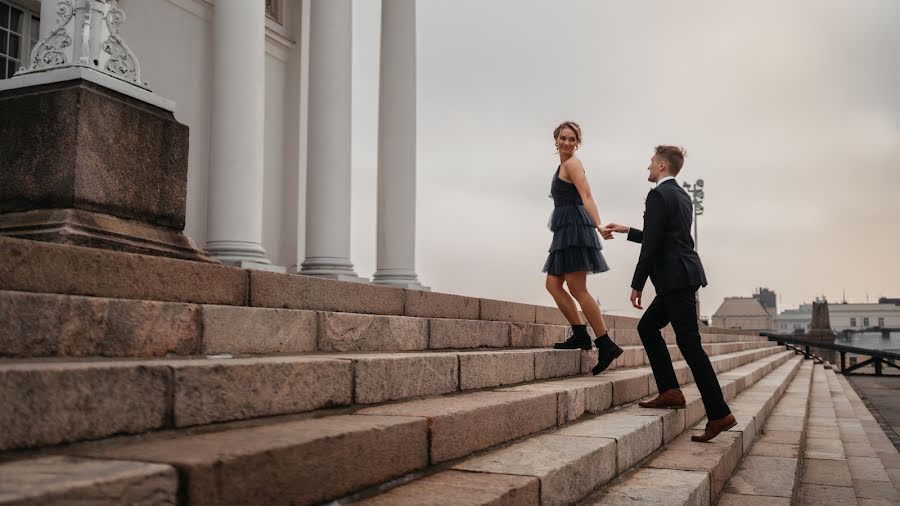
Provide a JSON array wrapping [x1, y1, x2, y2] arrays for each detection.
[[602, 223, 630, 235]]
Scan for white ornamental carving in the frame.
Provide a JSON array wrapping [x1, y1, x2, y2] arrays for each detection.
[[18, 0, 149, 90]]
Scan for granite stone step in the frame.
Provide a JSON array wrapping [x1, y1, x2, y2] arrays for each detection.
[[354, 352, 800, 506], [718, 361, 815, 505], [581, 355, 808, 505], [0, 289, 767, 358], [2, 351, 791, 506], [0, 343, 781, 452]]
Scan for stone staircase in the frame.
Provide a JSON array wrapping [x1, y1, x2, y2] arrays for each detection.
[[0, 237, 897, 505]]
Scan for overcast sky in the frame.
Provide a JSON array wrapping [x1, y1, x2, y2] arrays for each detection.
[[348, 0, 900, 318]]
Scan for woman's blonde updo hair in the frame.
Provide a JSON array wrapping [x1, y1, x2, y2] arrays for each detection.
[[553, 121, 582, 145]]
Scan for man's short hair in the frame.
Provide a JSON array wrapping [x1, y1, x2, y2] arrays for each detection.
[[654, 145, 687, 175]]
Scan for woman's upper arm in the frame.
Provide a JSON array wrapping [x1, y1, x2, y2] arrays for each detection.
[[566, 159, 592, 198]]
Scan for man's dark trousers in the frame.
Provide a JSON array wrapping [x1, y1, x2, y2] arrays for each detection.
[[638, 285, 731, 420]]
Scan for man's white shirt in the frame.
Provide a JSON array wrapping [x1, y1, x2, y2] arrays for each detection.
[[656, 176, 676, 187]]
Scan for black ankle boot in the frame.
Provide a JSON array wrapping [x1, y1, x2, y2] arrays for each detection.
[[592, 334, 623, 375], [554, 325, 592, 350]]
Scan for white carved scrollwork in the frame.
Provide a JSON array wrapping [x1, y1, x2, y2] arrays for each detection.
[[18, 0, 150, 91]]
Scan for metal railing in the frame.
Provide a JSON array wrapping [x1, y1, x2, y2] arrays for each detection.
[[761, 333, 900, 376]]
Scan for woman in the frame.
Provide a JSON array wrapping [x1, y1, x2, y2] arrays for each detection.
[[543, 121, 623, 375]]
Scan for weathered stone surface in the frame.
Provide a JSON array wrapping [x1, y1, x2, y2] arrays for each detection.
[[798, 483, 857, 505], [459, 350, 534, 390], [455, 434, 617, 506], [724, 455, 798, 498], [81, 415, 428, 506], [0, 237, 248, 304], [358, 391, 558, 463], [0, 456, 177, 505], [764, 415, 806, 431], [358, 470, 540, 506], [480, 298, 536, 323], [249, 271, 404, 314], [586, 468, 709, 506], [853, 478, 900, 501], [511, 323, 567, 348], [801, 458, 853, 487], [201, 305, 316, 354], [847, 456, 891, 482], [0, 290, 201, 357], [536, 306, 570, 326], [753, 430, 803, 446], [805, 437, 846, 460], [647, 430, 743, 501], [170, 357, 352, 426], [607, 370, 651, 405], [534, 349, 581, 379], [318, 312, 428, 352], [557, 413, 663, 472], [717, 493, 791, 505], [404, 290, 479, 320], [749, 442, 800, 458], [348, 352, 459, 403], [505, 377, 613, 424], [0, 361, 170, 451], [429, 318, 510, 349], [611, 328, 641, 346], [622, 404, 686, 443], [614, 316, 640, 329]]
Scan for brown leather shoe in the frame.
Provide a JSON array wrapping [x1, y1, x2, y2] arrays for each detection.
[[638, 388, 686, 409], [691, 413, 737, 442]]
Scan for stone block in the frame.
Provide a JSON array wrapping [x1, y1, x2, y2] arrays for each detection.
[[749, 442, 800, 458], [347, 353, 459, 403], [647, 430, 743, 501], [584, 468, 709, 506], [455, 434, 617, 506], [623, 404, 686, 443], [480, 298, 536, 323], [201, 305, 316, 354], [534, 349, 581, 379], [511, 323, 567, 348], [847, 457, 892, 482], [755, 430, 802, 445], [798, 483, 857, 505], [536, 306, 570, 325], [557, 413, 663, 472], [611, 328, 641, 346], [429, 318, 510, 349], [504, 377, 613, 424], [614, 316, 639, 329], [358, 470, 540, 506], [170, 357, 352, 426], [0, 361, 171, 451], [853, 478, 900, 501], [608, 370, 651, 405], [764, 415, 805, 431], [318, 312, 428, 352], [82, 415, 428, 506], [805, 437, 846, 460], [723, 455, 798, 498], [404, 290, 479, 320], [801, 458, 853, 487], [459, 350, 534, 390], [0, 290, 201, 357], [0, 237, 248, 304], [0, 456, 177, 505], [249, 271, 404, 314], [358, 391, 558, 463], [717, 493, 790, 505]]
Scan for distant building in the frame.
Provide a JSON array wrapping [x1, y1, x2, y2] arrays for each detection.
[[878, 297, 900, 306], [712, 297, 775, 332], [753, 287, 777, 315], [777, 303, 813, 334], [777, 298, 900, 334], [828, 303, 900, 332]]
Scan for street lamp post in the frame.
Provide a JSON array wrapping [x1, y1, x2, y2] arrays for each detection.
[[683, 179, 705, 319], [682, 179, 705, 251]]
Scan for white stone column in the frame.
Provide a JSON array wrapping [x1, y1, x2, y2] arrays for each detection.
[[205, 0, 278, 269], [299, 0, 361, 281], [371, 0, 427, 289]]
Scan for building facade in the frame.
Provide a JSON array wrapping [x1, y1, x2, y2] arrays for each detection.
[[711, 297, 776, 333], [1, 0, 426, 288], [777, 300, 900, 334]]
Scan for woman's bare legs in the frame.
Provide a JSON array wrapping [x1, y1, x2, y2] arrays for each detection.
[[562, 271, 608, 335], [545, 274, 583, 324]]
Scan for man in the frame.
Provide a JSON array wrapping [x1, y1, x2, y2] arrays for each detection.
[[603, 145, 735, 442]]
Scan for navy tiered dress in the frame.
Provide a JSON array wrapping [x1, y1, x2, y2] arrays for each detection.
[[542, 166, 610, 276]]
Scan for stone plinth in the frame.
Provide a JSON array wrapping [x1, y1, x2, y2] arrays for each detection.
[[0, 78, 211, 262]]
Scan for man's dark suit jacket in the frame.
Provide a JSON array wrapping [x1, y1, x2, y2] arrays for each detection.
[[627, 179, 708, 295]]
